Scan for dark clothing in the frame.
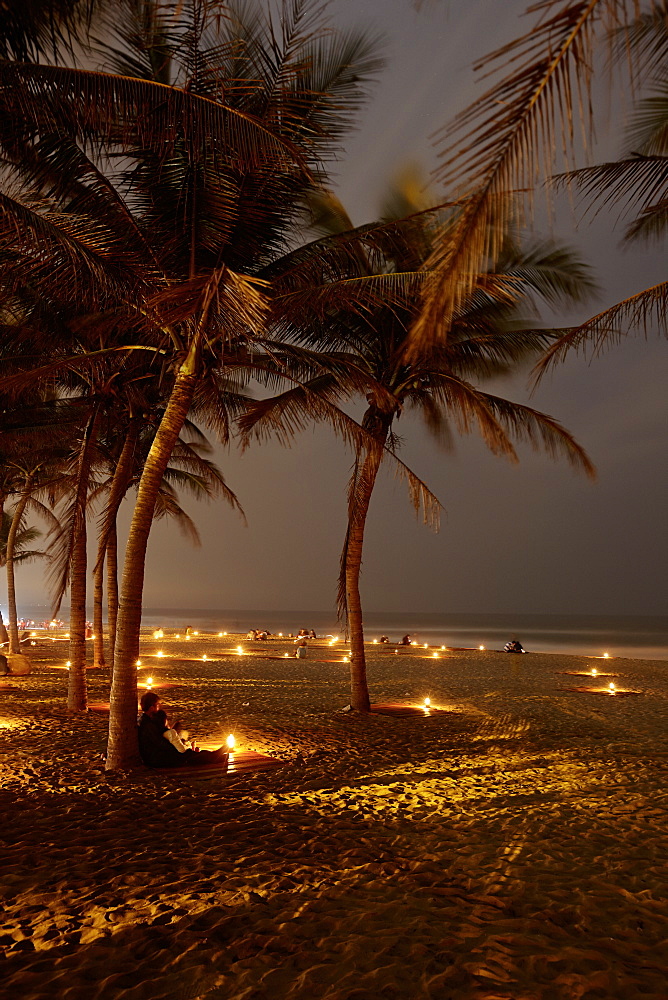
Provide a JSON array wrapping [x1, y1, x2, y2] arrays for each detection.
[[138, 715, 228, 769]]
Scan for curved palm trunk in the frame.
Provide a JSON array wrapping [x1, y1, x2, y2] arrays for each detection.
[[67, 406, 102, 713], [93, 423, 139, 673], [343, 447, 384, 712], [0, 499, 7, 648], [107, 526, 118, 671], [92, 558, 106, 669], [6, 477, 34, 654], [106, 368, 198, 770]]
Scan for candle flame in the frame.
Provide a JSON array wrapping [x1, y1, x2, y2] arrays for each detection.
[[603, 652, 610, 659], [591, 667, 598, 676], [236, 646, 243, 655], [479, 645, 485, 651], [66, 661, 71, 667], [609, 682, 616, 693], [147, 677, 153, 687], [432, 652, 438, 658], [424, 697, 431, 707], [226, 734, 235, 750], [156, 650, 164, 658], [202, 654, 207, 661], [136, 660, 141, 667]]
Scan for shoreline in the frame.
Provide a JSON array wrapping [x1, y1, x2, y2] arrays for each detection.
[[2, 637, 667, 998]]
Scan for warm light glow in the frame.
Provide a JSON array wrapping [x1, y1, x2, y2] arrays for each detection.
[[424, 697, 431, 707], [479, 645, 485, 651], [609, 682, 616, 693], [441, 645, 445, 650], [202, 654, 207, 661], [226, 734, 235, 750], [373, 639, 378, 644], [333, 636, 339, 642], [136, 660, 141, 667], [218, 632, 223, 637], [156, 650, 164, 658], [424, 643, 428, 648], [146, 677, 153, 688], [603, 652, 610, 659], [65, 633, 69, 638], [65, 660, 71, 667], [30, 632, 36, 636], [591, 667, 598, 676], [394, 650, 398, 654], [432, 652, 439, 658], [175, 634, 181, 638], [194, 631, 199, 635], [343, 656, 349, 663], [91, 635, 96, 640], [223, 631, 228, 635], [185, 635, 190, 640], [412, 641, 418, 646], [278, 632, 283, 637], [284, 653, 289, 658], [236, 646, 243, 655]]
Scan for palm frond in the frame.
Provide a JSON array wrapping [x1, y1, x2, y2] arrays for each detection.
[[532, 280, 668, 378], [411, 0, 632, 351]]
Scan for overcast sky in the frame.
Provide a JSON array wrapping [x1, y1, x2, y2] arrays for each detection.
[[17, 0, 667, 617]]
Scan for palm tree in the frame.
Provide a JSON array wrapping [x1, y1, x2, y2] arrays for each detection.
[[240, 192, 596, 710], [0, 0, 385, 765], [0, 512, 46, 649]]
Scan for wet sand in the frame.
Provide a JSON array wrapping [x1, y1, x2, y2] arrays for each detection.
[[1, 632, 667, 999]]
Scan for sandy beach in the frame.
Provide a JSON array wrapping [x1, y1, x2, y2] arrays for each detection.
[[1, 632, 667, 999]]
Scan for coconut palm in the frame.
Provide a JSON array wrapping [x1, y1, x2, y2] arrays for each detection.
[[240, 191, 596, 710], [0, 0, 386, 764], [0, 513, 46, 648]]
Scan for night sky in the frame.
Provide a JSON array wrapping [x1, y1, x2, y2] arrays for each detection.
[[17, 0, 668, 617]]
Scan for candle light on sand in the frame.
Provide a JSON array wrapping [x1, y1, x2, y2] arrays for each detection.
[[236, 646, 243, 655], [146, 677, 153, 689], [278, 632, 283, 637], [603, 652, 610, 659], [609, 682, 616, 694], [226, 734, 235, 751], [284, 653, 289, 658], [185, 635, 190, 640], [441, 645, 446, 650], [218, 632, 223, 637], [591, 667, 598, 676], [479, 645, 485, 651], [424, 643, 428, 648], [194, 631, 199, 635], [343, 656, 349, 663], [136, 660, 141, 667], [373, 639, 378, 644], [202, 654, 207, 661], [66, 660, 71, 667], [176, 634, 181, 638], [432, 652, 439, 658], [424, 697, 431, 707]]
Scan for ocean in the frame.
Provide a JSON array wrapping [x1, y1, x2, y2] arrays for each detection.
[[14, 605, 668, 660]]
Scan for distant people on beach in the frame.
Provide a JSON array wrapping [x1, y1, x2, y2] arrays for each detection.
[[399, 634, 412, 646], [379, 635, 389, 643], [246, 629, 257, 640], [294, 638, 308, 658], [153, 627, 164, 639], [308, 629, 317, 639], [504, 639, 526, 653], [137, 692, 229, 769]]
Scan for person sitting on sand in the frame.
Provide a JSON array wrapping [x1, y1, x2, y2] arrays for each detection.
[[154, 709, 194, 752], [294, 638, 307, 658], [379, 635, 389, 643], [399, 634, 411, 646], [246, 629, 257, 640], [138, 692, 228, 769], [504, 638, 526, 653]]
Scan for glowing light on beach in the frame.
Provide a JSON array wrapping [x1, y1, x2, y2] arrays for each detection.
[[424, 697, 431, 707], [136, 660, 141, 667], [30, 632, 36, 636], [284, 653, 289, 658], [424, 644, 428, 648], [394, 650, 398, 654], [236, 646, 243, 655], [218, 632, 223, 637], [223, 632, 228, 635], [175, 634, 181, 639], [609, 682, 616, 694], [603, 652, 610, 659], [194, 631, 199, 635], [65, 633, 69, 638], [202, 654, 207, 661], [441, 645, 445, 650], [278, 632, 283, 637], [479, 645, 485, 651], [91, 635, 96, 640], [373, 639, 378, 644], [343, 656, 349, 663], [591, 667, 598, 677], [432, 652, 438, 658], [185, 635, 190, 641], [156, 650, 164, 658], [146, 677, 153, 688], [226, 734, 235, 750], [65, 660, 71, 667]]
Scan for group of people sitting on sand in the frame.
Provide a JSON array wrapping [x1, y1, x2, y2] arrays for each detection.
[[137, 691, 229, 770], [246, 629, 271, 640]]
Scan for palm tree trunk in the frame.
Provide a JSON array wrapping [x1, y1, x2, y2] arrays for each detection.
[[67, 515, 88, 710], [107, 526, 118, 672], [0, 499, 7, 648], [67, 406, 102, 713], [106, 367, 198, 770], [94, 423, 139, 673], [92, 556, 106, 669], [344, 447, 384, 712], [6, 478, 33, 654]]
